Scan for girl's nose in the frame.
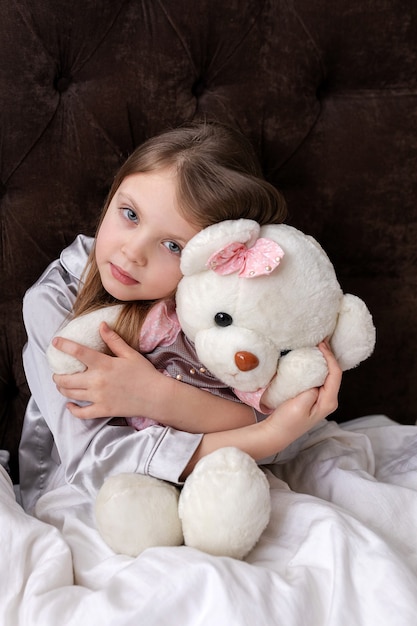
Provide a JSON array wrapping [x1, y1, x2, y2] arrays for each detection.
[[122, 235, 147, 266]]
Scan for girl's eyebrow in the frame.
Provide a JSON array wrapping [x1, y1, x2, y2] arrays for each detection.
[[116, 191, 138, 208]]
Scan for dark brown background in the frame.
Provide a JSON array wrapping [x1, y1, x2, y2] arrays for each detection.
[[1, 0, 416, 482]]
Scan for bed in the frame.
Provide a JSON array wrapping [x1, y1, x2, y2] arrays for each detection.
[[1, 1, 417, 624], [2, 415, 417, 624]]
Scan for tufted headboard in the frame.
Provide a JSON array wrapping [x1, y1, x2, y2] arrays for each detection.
[[1, 0, 416, 482]]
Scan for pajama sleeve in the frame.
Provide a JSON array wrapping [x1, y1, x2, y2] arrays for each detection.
[[19, 241, 202, 512]]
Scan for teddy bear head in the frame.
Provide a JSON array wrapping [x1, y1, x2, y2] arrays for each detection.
[[176, 219, 375, 395]]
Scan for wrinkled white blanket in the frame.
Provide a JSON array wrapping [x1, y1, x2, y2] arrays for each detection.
[[2, 415, 417, 626]]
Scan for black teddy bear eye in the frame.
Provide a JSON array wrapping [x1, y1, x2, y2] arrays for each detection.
[[214, 312, 233, 327]]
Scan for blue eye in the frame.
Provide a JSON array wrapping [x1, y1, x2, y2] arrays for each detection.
[[163, 241, 182, 255], [214, 312, 233, 327], [122, 207, 138, 223]]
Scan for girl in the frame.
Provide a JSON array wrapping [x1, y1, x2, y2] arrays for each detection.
[[19, 122, 341, 512]]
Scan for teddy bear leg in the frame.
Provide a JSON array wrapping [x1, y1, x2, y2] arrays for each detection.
[[95, 473, 183, 557], [178, 447, 271, 560]]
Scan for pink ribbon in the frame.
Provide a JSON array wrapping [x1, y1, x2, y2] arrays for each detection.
[[207, 238, 284, 278]]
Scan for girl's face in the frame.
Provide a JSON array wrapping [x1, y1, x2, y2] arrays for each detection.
[[95, 168, 200, 302]]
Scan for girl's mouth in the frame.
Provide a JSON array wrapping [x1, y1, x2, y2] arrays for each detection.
[[110, 263, 139, 286]]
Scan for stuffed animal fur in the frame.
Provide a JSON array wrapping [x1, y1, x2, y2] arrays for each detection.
[[94, 448, 271, 559], [176, 220, 375, 410], [47, 219, 375, 559]]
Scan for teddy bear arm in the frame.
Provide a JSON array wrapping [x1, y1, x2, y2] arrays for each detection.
[[330, 294, 376, 371], [46, 305, 123, 374], [261, 347, 328, 408]]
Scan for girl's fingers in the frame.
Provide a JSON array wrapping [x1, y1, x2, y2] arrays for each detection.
[[318, 341, 342, 383], [65, 402, 98, 419], [51, 336, 101, 368], [52, 325, 141, 372], [312, 341, 342, 417], [98, 322, 135, 358], [53, 371, 89, 390]]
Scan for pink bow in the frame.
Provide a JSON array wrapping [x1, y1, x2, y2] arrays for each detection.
[[207, 238, 285, 278]]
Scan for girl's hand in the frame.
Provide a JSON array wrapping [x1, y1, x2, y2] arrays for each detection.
[[263, 340, 342, 446], [52, 323, 255, 431], [181, 341, 342, 477], [52, 322, 163, 419]]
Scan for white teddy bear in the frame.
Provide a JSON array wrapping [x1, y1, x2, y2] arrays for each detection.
[[176, 220, 375, 410], [47, 220, 375, 559]]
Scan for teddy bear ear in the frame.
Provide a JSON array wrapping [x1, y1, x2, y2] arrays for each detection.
[[181, 219, 260, 276]]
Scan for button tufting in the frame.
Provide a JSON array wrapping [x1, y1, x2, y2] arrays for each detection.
[[54, 75, 72, 93], [191, 77, 207, 98], [316, 80, 329, 100]]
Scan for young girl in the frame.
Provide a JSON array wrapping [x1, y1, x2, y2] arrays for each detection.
[[19, 122, 341, 512]]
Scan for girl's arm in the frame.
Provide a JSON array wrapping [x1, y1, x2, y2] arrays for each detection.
[[52, 322, 256, 433], [24, 266, 340, 508], [52, 326, 340, 456], [21, 277, 204, 503], [180, 341, 341, 477]]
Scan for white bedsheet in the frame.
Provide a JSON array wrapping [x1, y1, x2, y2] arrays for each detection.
[[2, 415, 417, 626]]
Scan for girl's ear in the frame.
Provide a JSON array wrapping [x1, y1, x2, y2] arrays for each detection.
[[180, 219, 260, 276]]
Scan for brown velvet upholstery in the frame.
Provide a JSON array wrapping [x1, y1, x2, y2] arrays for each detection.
[[1, 0, 416, 482]]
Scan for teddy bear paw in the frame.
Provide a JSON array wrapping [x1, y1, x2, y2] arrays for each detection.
[[95, 473, 183, 556], [264, 346, 328, 407], [178, 447, 271, 559]]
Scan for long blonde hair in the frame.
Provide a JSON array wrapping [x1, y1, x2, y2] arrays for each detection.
[[73, 121, 287, 348]]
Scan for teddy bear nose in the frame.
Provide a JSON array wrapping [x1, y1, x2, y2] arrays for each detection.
[[234, 351, 259, 372]]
